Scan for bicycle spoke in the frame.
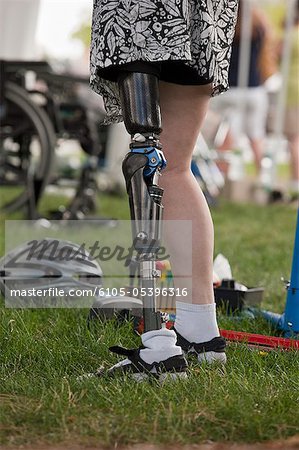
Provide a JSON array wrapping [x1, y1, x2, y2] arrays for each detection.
[[1, 82, 56, 217], [0, 119, 32, 139]]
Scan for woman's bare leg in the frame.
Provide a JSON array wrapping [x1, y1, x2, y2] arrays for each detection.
[[159, 81, 214, 305]]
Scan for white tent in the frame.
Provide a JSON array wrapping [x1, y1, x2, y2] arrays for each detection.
[[0, 0, 41, 59]]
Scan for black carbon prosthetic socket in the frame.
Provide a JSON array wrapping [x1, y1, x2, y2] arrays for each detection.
[[118, 72, 162, 136]]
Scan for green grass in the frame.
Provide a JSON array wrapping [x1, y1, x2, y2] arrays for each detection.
[[1, 191, 299, 447]]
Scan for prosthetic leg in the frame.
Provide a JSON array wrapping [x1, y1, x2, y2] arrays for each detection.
[[119, 70, 166, 332], [82, 67, 187, 380]]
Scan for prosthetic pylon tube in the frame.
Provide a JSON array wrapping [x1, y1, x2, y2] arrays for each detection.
[[119, 71, 166, 332]]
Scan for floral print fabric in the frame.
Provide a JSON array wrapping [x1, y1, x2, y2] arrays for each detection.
[[90, 0, 239, 123]]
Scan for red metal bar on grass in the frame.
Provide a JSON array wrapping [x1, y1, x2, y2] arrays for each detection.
[[220, 329, 299, 350]]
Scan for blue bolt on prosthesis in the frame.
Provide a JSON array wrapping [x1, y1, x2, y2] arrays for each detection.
[[260, 208, 299, 338]]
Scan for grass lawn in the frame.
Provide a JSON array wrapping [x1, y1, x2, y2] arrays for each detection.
[[0, 191, 299, 447]]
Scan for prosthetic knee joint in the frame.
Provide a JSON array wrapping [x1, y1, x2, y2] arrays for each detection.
[[118, 70, 166, 332]]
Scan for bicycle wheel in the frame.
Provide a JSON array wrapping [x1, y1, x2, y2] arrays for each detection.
[[0, 82, 56, 215]]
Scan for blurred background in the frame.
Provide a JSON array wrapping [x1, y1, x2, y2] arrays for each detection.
[[0, 0, 92, 67]]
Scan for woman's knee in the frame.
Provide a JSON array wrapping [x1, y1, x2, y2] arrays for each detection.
[[161, 162, 191, 178]]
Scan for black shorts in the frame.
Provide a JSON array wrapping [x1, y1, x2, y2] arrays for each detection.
[[97, 60, 213, 86]]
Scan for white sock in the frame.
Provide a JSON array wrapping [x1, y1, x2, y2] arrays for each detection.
[[175, 301, 220, 344], [139, 328, 183, 365]]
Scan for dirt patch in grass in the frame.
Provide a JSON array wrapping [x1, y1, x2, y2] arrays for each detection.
[[1, 436, 299, 450]]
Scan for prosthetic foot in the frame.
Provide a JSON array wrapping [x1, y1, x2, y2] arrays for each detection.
[[78, 329, 187, 383]]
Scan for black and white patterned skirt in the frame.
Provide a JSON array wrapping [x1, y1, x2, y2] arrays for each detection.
[[90, 0, 239, 123]]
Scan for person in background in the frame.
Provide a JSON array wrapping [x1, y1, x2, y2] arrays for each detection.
[[283, 1, 299, 201], [212, 5, 277, 176]]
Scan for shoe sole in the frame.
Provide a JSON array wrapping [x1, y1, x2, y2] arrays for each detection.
[[132, 371, 188, 383], [197, 351, 227, 365]]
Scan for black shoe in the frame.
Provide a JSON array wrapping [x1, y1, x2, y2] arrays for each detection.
[[79, 345, 188, 382], [174, 328, 227, 364]]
